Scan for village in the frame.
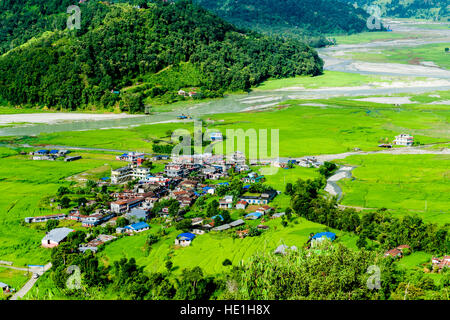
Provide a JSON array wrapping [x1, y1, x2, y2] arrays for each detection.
[[16, 137, 447, 281], [27, 149, 290, 252], [0, 129, 443, 299]]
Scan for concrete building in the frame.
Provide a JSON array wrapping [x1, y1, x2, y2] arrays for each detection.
[[111, 165, 152, 184], [393, 134, 414, 146], [41, 227, 74, 248]]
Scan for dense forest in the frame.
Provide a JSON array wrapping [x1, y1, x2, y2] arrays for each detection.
[[194, 0, 371, 46], [339, 0, 449, 20], [0, 0, 323, 112]]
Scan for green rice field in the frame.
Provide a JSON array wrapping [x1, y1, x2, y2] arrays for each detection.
[[336, 154, 450, 224]]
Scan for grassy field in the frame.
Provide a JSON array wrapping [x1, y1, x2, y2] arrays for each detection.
[[335, 154, 450, 224], [253, 165, 320, 191], [99, 216, 362, 276], [206, 98, 449, 158], [0, 267, 30, 291], [332, 31, 421, 45], [348, 43, 450, 70], [19, 122, 193, 153], [253, 71, 402, 91]]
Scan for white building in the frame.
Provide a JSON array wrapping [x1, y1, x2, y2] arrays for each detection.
[[111, 165, 151, 184], [393, 134, 414, 146]]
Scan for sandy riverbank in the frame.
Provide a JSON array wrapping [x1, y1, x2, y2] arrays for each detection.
[[0, 113, 145, 125]]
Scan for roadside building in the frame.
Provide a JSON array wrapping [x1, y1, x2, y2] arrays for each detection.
[[243, 172, 265, 184], [310, 232, 336, 248], [393, 134, 414, 146], [271, 212, 285, 219], [65, 156, 82, 162], [0, 282, 10, 293]]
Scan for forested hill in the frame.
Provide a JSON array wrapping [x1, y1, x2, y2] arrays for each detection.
[[338, 0, 449, 20], [193, 0, 371, 43], [0, 0, 323, 113]]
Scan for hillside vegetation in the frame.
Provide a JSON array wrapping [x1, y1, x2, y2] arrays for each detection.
[[339, 0, 449, 20], [0, 0, 322, 112], [194, 0, 371, 46]]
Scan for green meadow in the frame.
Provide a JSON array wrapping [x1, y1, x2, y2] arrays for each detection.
[[254, 165, 320, 191], [20, 122, 193, 153], [332, 31, 421, 44], [99, 217, 362, 276], [348, 43, 450, 70], [335, 154, 450, 224], [206, 98, 449, 158], [253, 71, 401, 91]]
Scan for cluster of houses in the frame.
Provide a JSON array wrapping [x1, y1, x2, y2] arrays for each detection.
[[115, 152, 146, 164], [272, 157, 323, 169], [79, 234, 116, 253], [178, 89, 198, 98], [31, 151, 283, 251], [431, 256, 450, 273], [30, 149, 82, 161]]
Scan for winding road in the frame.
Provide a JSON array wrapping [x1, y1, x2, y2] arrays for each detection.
[[1, 263, 52, 300]]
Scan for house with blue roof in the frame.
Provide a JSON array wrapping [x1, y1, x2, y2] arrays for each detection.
[[245, 212, 262, 220], [175, 233, 196, 247], [243, 172, 265, 184], [310, 232, 336, 248], [217, 182, 229, 187], [116, 222, 150, 234], [211, 214, 224, 221]]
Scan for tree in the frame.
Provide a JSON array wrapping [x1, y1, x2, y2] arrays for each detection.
[[46, 219, 59, 232], [285, 183, 293, 195], [206, 200, 219, 217], [59, 196, 71, 209], [318, 162, 338, 178], [76, 197, 88, 207], [116, 217, 129, 228], [57, 186, 70, 196], [356, 234, 368, 249], [146, 234, 160, 253], [222, 259, 232, 266], [248, 227, 261, 237], [165, 260, 173, 272], [141, 160, 153, 169], [175, 219, 192, 232]]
